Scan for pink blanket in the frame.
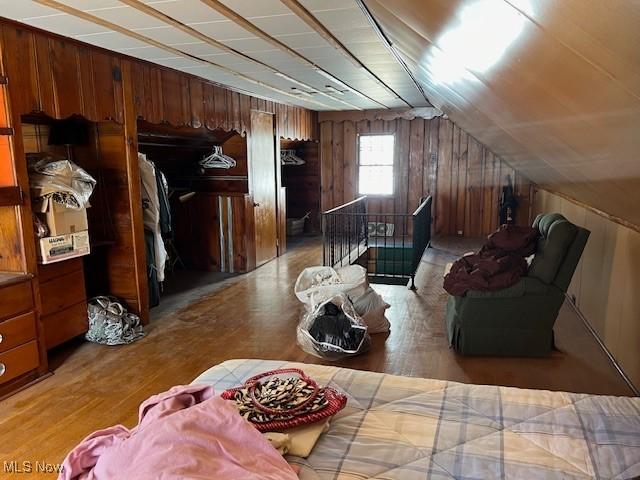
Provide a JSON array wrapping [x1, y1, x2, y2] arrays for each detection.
[[60, 384, 298, 480]]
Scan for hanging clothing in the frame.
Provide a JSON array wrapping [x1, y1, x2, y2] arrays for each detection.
[[59, 385, 298, 480], [154, 167, 172, 237], [144, 229, 160, 308], [139, 153, 167, 283]]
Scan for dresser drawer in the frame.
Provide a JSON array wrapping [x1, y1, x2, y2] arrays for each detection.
[[0, 341, 39, 385], [38, 257, 83, 283], [40, 270, 86, 317], [0, 281, 33, 320], [0, 312, 37, 354], [44, 301, 88, 349]]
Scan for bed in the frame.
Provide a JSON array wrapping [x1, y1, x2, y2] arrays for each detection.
[[193, 359, 640, 480]]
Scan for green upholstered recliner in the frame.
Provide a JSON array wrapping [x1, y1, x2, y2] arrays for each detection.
[[444, 213, 590, 356]]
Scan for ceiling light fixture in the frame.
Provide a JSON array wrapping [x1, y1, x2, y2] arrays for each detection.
[[291, 88, 315, 97], [315, 69, 370, 101], [273, 71, 313, 89], [272, 71, 363, 109], [325, 85, 345, 96], [314, 69, 351, 89]]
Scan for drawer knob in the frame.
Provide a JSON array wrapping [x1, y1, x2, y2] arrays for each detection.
[[0, 333, 3, 344], [0, 363, 5, 376]]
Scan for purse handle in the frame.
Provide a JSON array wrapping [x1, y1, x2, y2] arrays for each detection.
[[244, 368, 320, 416], [91, 296, 125, 317]]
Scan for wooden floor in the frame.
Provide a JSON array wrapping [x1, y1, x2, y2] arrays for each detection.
[[0, 237, 633, 475]]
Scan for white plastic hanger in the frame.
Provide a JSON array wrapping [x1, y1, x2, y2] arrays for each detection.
[[199, 145, 236, 169], [280, 149, 305, 166]]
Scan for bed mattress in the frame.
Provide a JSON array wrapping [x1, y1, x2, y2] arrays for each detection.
[[193, 359, 640, 479]]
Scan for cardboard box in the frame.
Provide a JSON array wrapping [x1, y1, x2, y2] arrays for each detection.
[[35, 197, 88, 236], [37, 230, 91, 265]]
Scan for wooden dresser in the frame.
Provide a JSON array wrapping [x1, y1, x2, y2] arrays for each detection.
[[0, 273, 41, 396], [37, 258, 88, 349]]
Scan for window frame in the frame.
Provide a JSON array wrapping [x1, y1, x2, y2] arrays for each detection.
[[356, 132, 396, 197]]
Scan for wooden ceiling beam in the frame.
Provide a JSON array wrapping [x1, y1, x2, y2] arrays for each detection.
[[33, 0, 331, 110], [199, 0, 391, 109]]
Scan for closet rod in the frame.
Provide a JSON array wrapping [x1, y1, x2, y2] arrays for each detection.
[[138, 141, 214, 148], [181, 175, 247, 181]]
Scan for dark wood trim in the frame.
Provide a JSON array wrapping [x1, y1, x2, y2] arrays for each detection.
[[0, 186, 22, 206], [121, 60, 150, 324]]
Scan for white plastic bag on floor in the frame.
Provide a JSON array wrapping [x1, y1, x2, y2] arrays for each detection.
[[352, 287, 391, 334], [297, 293, 370, 360], [294, 265, 368, 307]]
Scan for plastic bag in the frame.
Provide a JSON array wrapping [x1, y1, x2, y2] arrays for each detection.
[[86, 296, 145, 346], [294, 265, 368, 307], [297, 293, 370, 360], [29, 155, 96, 209], [352, 287, 391, 334]]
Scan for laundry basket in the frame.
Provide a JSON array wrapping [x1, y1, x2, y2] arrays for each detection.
[[287, 212, 310, 236]]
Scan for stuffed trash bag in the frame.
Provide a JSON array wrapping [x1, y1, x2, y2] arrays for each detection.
[[294, 265, 390, 334], [294, 265, 368, 307], [297, 293, 371, 360], [352, 287, 391, 334]]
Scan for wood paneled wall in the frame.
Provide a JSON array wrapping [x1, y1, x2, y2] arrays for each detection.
[[1, 20, 317, 140], [535, 189, 640, 389], [319, 117, 535, 237]]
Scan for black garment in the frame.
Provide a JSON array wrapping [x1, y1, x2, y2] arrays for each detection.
[[145, 228, 160, 308], [154, 167, 172, 237], [308, 303, 366, 351], [48, 115, 90, 146]]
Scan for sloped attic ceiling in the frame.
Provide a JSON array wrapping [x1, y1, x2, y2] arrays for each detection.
[[362, 0, 640, 226]]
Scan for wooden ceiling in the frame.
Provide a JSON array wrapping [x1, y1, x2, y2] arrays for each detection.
[[0, 0, 429, 111], [362, 0, 640, 226]]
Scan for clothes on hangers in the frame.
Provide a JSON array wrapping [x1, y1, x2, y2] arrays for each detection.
[[199, 145, 236, 169], [139, 152, 168, 284]]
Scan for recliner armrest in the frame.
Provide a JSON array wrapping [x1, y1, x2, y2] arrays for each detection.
[[466, 277, 550, 299]]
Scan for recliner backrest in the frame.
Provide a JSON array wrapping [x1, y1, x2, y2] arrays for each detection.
[[529, 213, 585, 290], [552, 224, 590, 292]]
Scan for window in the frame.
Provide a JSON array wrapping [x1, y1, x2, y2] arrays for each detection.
[[358, 134, 394, 195]]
